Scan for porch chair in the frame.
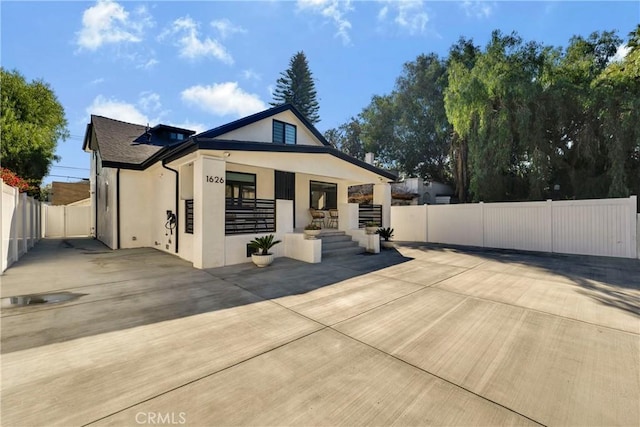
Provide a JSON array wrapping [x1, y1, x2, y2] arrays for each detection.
[[328, 209, 339, 229], [308, 208, 325, 228]]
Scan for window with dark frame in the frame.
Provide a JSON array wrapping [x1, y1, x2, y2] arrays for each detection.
[[309, 181, 337, 210], [225, 172, 256, 204], [272, 120, 296, 145]]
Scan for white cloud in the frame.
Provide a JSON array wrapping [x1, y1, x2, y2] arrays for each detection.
[[611, 44, 630, 63], [242, 69, 262, 81], [87, 94, 207, 135], [87, 95, 152, 125], [76, 0, 153, 51], [138, 91, 162, 112], [89, 77, 105, 85], [460, 1, 495, 19], [297, 0, 353, 45], [136, 58, 159, 69], [211, 18, 247, 39], [160, 16, 233, 64], [181, 82, 266, 117], [378, 1, 429, 35], [170, 121, 207, 135], [378, 5, 388, 20]]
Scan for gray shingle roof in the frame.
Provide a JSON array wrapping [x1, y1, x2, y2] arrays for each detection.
[[91, 115, 164, 165]]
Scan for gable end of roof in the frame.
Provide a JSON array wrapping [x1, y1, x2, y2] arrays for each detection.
[[197, 104, 331, 146]]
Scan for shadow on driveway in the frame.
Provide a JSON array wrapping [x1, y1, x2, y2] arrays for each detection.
[[0, 239, 412, 354], [399, 242, 640, 317]]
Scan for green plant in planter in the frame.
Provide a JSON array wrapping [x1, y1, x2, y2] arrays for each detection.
[[304, 223, 321, 230], [365, 221, 380, 228], [377, 227, 394, 241], [248, 234, 282, 255]]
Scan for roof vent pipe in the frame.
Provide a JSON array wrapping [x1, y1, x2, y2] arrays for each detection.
[[365, 152, 374, 165]]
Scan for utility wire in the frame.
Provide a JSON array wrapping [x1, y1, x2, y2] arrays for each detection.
[[47, 174, 89, 180], [51, 165, 90, 170]]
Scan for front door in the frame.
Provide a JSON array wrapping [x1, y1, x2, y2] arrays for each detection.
[[275, 170, 295, 224]]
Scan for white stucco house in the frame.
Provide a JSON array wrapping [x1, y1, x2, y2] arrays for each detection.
[[83, 104, 395, 269]]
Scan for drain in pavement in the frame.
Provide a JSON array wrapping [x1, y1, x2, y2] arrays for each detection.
[[1, 292, 86, 308]]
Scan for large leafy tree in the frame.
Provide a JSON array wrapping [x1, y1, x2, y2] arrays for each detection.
[[324, 117, 366, 160], [546, 30, 624, 199], [445, 37, 480, 202], [590, 26, 639, 198], [1, 68, 68, 190], [334, 27, 638, 204], [270, 51, 320, 124], [445, 31, 552, 201], [359, 54, 452, 183]]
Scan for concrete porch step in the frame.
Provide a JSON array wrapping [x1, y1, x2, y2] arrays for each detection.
[[322, 245, 364, 258], [320, 234, 353, 244], [319, 230, 363, 258], [317, 229, 345, 237], [323, 240, 359, 251]]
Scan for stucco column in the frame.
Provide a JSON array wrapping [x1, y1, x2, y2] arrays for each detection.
[[193, 155, 226, 269], [373, 182, 391, 228]]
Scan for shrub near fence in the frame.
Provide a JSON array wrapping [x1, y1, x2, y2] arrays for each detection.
[[1, 180, 42, 272], [391, 196, 638, 259]]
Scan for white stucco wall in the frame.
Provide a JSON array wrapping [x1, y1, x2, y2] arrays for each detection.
[[89, 152, 97, 237], [150, 164, 180, 254], [214, 111, 321, 146], [119, 170, 152, 248], [96, 167, 117, 249], [178, 162, 194, 262], [193, 156, 226, 268], [215, 151, 384, 184], [284, 233, 321, 263], [117, 165, 178, 255]]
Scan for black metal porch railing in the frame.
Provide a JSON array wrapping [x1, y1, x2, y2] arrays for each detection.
[[225, 198, 276, 235], [358, 204, 382, 228]]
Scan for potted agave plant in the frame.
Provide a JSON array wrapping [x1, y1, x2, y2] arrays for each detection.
[[303, 223, 322, 239], [377, 227, 395, 248], [248, 234, 282, 267], [365, 221, 379, 235]]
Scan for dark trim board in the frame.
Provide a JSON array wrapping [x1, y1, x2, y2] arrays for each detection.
[[163, 139, 397, 180], [197, 104, 331, 146]]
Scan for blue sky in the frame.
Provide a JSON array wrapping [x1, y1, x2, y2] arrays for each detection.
[[1, 1, 638, 184]]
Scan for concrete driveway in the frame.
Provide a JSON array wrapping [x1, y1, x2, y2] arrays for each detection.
[[1, 238, 638, 426]]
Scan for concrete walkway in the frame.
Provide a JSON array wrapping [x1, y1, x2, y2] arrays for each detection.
[[1, 238, 638, 426]]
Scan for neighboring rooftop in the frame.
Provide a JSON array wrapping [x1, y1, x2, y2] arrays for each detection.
[[50, 181, 90, 206], [84, 116, 194, 167]]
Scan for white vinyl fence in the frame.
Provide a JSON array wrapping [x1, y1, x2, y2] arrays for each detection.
[[1, 180, 42, 272], [391, 196, 638, 259], [43, 204, 91, 238]]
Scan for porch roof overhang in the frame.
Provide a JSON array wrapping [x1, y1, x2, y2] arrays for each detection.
[[163, 138, 397, 183]]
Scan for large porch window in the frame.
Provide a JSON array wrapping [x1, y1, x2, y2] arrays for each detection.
[[310, 181, 337, 210], [225, 172, 256, 205], [225, 171, 274, 235]]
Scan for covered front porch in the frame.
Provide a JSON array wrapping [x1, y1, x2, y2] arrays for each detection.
[[169, 149, 393, 269]]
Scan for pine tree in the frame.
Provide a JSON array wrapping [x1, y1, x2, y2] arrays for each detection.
[[270, 51, 320, 124]]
